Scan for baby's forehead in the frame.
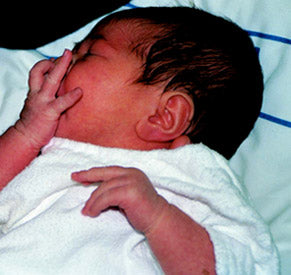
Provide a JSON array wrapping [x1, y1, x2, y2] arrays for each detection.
[[88, 19, 160, 58]]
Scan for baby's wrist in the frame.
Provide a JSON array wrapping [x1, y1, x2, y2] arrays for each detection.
[[144, 196, 172, 237], [13, 120, 43, 153]]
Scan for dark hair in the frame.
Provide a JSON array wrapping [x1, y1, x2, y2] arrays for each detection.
[[88, 7, 263, 159]]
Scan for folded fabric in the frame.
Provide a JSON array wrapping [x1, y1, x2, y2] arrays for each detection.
[[0, 138, 279, 274]]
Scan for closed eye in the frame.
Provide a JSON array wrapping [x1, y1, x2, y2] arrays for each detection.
[[83, 51, 94, 59], [73, 41, 83, 53]]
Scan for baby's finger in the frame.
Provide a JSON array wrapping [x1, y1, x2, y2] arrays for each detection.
[[82, 185, 127, 217], [72, 166, 131, 183], [40, 49, 72, 97], [49, 88, 83, 115], [29, 60, 55, 93]]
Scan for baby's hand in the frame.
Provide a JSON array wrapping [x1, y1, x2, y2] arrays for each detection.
[[72, 166, 169, 234], [15, 50, 82, 150]]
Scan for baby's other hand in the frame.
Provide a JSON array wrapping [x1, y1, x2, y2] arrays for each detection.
[[72, 166, 169, 234], [15, 50, 82, 150]]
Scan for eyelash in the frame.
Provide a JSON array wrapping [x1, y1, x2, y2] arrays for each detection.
[[72, 43, 94, 61], [82, 51, 93, 60], [73, 41, 83, 53]]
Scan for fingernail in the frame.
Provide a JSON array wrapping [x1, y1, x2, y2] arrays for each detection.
[[71, 170, 84, 179], [73, 88, 83, 96], [63, 49, 70, 57], [82, 207, 89, 216]]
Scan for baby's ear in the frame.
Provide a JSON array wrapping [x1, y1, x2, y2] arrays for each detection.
[[136, 91, 194, 142]]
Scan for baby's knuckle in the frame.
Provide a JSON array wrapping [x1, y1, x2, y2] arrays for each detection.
[[46, 74, 57, 85], [29, 62, 42, 74], [47, 107, 59, 118], [42, 104, 58, 117], [126, 167, 144, 177], [28, 69, 36, 79], [126, 186, 141, 202], [118, 174, 132, 186]]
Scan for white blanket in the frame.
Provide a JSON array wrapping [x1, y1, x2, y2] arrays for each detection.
[[0, 138, 278, 274]]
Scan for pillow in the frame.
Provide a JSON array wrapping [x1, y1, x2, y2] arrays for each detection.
[[0, 1, 290, 274], [0, 49, 43, 133]]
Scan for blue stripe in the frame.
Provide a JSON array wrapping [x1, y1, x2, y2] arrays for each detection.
[[247, 30, 291, 45], [259, 112, 291, 128], [33, 49, 57, 60], [125, 3, 139, 9]]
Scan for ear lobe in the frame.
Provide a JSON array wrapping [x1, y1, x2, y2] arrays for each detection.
[[136, 93, 194, 142]]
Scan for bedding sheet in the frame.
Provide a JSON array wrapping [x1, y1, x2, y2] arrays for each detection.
[[0, 138, 279, 274]]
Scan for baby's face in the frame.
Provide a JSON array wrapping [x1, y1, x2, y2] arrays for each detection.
[[56, 21, 162, 149]]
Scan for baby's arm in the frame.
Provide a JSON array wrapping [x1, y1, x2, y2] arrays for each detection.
[[0, 50, 82, 190], [72, 166, 216, 274]]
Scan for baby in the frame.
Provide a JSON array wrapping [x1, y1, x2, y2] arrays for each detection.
[[0, 7, 276, 275]]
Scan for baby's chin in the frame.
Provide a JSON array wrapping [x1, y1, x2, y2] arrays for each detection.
[[55, 114, 89, 143]]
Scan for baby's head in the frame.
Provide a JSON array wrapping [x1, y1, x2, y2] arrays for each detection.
[[56, 7, 263, 159]]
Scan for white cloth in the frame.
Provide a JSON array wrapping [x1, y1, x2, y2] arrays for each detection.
[[0, 138, 279, 274]]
